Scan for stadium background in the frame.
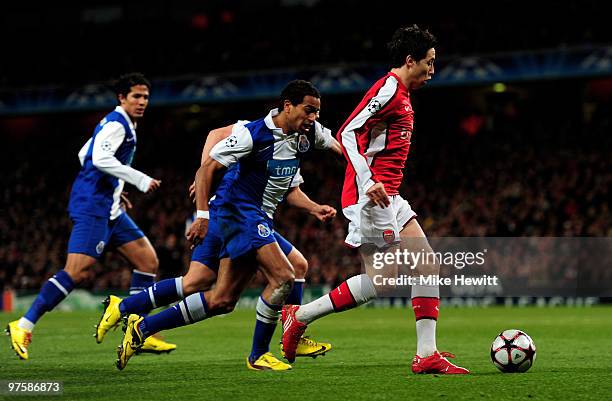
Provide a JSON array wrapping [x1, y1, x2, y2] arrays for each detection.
[[2, 2, 612, 401], [1, 0, 611, 302]]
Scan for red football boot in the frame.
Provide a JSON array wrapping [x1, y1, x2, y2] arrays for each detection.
[[411, 351, 470, 374], [281, 305, 307, 363]]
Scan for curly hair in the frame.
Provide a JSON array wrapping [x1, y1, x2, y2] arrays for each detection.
[[278, 80, 321, 111]]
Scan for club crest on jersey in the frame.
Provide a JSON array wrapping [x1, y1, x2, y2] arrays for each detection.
[[257, 223, 271, 238], [96, 241, 106, 255], [297, 134, 310, 153], [225, 135, 238, 148], [367, 99, 382, 114], [382, 230, 395, 244]]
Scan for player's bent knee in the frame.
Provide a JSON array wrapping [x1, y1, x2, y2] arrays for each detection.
[[350, 274, 378, 304], [141, 254, 159, 274], [64, 254, 96, 283], [292, 257, 308, 278]]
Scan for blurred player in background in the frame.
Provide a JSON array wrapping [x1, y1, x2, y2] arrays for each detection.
[[281, 26, 470, 374], [5, 73, 175, 360]]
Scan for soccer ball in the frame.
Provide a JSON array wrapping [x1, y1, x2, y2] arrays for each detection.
[[490, 329, 536, 373]]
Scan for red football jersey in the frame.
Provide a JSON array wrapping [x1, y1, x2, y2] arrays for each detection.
[[338, 72, 414, 208]]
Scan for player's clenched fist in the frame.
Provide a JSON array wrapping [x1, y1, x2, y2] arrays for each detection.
[[147, 179, 162, 193], [186, 217, 208, 249], [311, 204, 337, 222]]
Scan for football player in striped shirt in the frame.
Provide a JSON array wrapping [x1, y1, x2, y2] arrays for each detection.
[[114, 81, 339, 370], [6, 73, 175, 360], [98, 118, 339, 370]]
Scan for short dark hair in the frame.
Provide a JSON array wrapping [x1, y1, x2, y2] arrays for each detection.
[[387, 25, 437, 68], [113, 72, 151, 99], [278, 80, 320, 111]]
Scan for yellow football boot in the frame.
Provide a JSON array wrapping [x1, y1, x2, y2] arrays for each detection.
[[281, 336, 332, 358], [138, 334, 177, 354], [247, 352, 292, 371], [6, 321, 32, 360], [116, 314, 144, 370], [95, 295, 122, 343]]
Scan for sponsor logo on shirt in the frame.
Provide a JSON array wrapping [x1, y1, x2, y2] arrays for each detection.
[[267, 159, 299, 177], [400, 130, 412, 142]]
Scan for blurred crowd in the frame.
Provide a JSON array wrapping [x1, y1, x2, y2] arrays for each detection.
[[1, 80, 611, 294], [2, 0, 609, 89]]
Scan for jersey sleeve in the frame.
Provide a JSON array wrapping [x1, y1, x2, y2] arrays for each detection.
[[339, 76, 398, 193], [290, 168, 304, 188], [314, 121, 334, 150], [91, 121, 153, 193], [77, 138, 92, 166], [209, 123, 254, 167]]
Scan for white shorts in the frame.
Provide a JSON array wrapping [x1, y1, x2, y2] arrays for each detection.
[[343, 195, 417, 248]]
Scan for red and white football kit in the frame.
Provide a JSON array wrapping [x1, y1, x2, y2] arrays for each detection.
[[338, 72, 417, 248]]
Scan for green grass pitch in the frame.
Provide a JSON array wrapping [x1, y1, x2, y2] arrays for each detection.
[[2, 306, 612, 400]]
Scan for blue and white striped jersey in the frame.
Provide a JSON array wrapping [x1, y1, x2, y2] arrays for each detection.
[[209, 109, 333, 219], [68, 106, 153, 219]]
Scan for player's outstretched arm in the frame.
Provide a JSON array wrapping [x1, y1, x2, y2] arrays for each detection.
[[286, 186, 337, 223], [91, 122, 160, 193]]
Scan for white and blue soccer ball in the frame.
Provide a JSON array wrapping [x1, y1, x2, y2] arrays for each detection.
[[490, 329, 536, 373]]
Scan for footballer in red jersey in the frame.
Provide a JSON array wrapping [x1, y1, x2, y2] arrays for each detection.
[[281, 25, 469, 375], [339, 70, 417, 249]]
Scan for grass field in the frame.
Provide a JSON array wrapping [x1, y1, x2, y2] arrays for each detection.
[[2, 306, 612, 401]]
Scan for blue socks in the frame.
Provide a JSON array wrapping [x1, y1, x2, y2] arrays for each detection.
[[120, 277, 184, 315], [249, 297, 282, 362], [139, 292, 208, 338], [248, 279, 304, 362], [129, 269, 156, 295], [285, 279, 304, 305], [23, 270, 75, 325]]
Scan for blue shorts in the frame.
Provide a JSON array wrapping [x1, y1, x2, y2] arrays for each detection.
[[67, 213, 145, 259], [191, 214, 294, 271], [217, 209, 280, 260]]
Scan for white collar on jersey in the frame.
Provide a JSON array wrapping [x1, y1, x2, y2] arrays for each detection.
[[264, 108, 286, 135], [115, 106, 137, 131]]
